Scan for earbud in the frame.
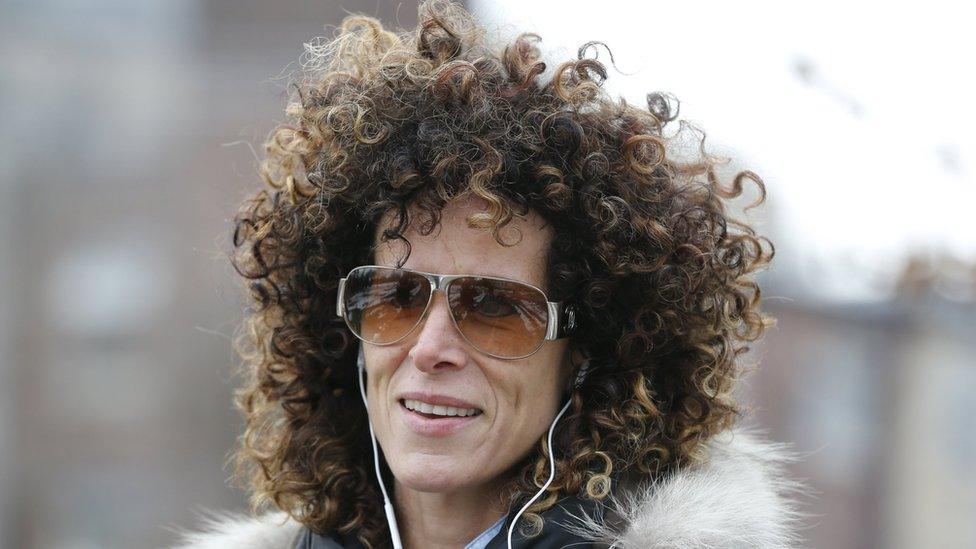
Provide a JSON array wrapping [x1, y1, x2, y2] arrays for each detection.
[[571, 360, 591, 390], [574, 365, 588, 389]]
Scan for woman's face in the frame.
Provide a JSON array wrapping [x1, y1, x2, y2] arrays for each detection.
[[364, 196, 571, 497]]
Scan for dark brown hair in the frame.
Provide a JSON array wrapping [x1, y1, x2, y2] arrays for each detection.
[[229, 1, 774, 547]]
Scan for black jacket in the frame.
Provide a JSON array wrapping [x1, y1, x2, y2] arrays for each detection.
[[294, 495, 606, 548]]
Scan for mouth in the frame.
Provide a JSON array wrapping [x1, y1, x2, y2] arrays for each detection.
[[399, 398, 484, 419]]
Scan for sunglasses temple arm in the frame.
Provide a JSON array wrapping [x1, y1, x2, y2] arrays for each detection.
[[546, 302, 577, 340], [336, 278, 346, 316]]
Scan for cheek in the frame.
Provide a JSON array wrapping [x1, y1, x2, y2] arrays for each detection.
[[363, 346, 406, 406], [364, 345, 403, 376], [498, 346, 568, 424]]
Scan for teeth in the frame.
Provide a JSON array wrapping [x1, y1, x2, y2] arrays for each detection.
[[403, 399, 480, 417]]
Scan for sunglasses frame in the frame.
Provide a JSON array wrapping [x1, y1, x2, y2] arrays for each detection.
[[336, 265, 576, 360]]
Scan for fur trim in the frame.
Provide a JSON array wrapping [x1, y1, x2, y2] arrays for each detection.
[[165, 509, 301, 549], [167, 427, 810, 548], [562, 427, 811, 548]]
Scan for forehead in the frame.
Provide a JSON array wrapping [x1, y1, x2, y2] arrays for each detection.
[[372, 197, 553, 288]]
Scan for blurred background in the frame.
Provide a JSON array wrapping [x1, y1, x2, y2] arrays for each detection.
[[0, 0, 973, 547]]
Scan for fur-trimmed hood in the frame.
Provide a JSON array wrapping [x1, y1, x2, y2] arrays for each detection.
[[167, 427, 810, 548]]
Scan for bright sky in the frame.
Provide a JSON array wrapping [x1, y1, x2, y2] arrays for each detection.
[[471, 0, 975, 301]]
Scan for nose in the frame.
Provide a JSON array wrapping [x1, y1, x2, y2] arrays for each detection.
[[407, 290, 469, 373]]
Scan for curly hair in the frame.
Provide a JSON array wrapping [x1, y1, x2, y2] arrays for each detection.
[[228, 1, 775, 547]]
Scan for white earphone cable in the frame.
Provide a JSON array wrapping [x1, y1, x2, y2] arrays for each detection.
[[505, 396, 573, 549], [360, 338, 582, 549], [357, 345, 404, 549]]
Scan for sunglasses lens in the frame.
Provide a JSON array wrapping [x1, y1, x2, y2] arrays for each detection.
[[343, 267, 431, 344], [447, 277, 549, 359]]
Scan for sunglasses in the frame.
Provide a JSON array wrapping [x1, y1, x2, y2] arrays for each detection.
[[336, 265, 576, 360]]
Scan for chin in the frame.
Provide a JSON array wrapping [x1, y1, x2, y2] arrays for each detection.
[[391, 451, 486, 493]]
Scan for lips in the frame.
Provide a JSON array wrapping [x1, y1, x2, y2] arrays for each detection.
[[396, 392, 485, 437], [402, 398, 481, 417], [397, 392, 482, 411]]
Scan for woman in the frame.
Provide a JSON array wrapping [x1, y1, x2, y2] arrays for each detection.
[[174, 1, 807, 547]]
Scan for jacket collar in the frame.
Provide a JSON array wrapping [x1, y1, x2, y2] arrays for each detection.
[[169, 427, 809, 548], [563, 427, 810, 548]]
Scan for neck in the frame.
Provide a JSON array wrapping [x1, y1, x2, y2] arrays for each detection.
[[393, 478, 510, 549]]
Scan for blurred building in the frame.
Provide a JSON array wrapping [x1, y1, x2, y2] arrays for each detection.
[[749, 261, 976, 549], [0, 1, 415, 548]]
